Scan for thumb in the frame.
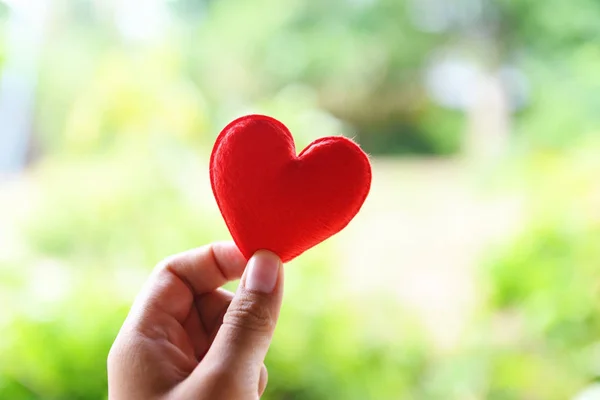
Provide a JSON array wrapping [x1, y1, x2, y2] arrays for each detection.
[[204, 250, 284, 373]]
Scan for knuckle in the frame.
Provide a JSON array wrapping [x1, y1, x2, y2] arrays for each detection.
[[224, 295, 274, 333], [155, 255, 176, 273]]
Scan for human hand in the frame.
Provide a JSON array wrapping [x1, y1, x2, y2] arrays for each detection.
[[107, 242, 284, 399]]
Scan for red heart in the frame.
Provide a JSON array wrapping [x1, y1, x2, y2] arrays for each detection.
[[210, 114, 372, 262]]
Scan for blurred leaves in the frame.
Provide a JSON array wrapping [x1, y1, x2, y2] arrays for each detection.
[[478, 138, 600, 398]]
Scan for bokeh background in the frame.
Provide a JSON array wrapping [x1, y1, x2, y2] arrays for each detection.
[[1, 0, 600, 399]]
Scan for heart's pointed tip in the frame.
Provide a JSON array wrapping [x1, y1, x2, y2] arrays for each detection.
[[235, 242, 300, 264]]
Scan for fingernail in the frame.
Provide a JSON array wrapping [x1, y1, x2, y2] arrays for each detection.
[[245, 250, 281, 293]]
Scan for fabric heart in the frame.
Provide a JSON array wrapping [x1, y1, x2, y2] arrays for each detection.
[[210, 114, 372, 263]]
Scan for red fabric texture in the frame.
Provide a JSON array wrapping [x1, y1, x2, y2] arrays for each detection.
[[210, 114, 372, 263]]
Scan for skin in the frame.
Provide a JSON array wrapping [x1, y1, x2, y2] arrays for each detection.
[[108, 242, 284, 400]]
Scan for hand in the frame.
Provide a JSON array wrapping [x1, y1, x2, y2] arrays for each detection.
[[107, 242, 284, 399]]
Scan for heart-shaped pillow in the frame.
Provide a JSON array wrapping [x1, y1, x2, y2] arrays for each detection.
[[210, 114, 372, 262]]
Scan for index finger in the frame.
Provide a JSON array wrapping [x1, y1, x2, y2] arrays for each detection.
[[157, 241, 247, 294], [133, 241, 247, 324]]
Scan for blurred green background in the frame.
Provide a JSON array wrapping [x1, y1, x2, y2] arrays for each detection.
[[0, 0, 599, 399]]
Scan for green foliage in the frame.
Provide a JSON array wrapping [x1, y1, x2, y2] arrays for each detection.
[[495, 0, 600, 52], [0, 285, 127, 400], [513, 47, 600, 151], [476, 139, 600, 398], [36, 0, 459, 157]]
